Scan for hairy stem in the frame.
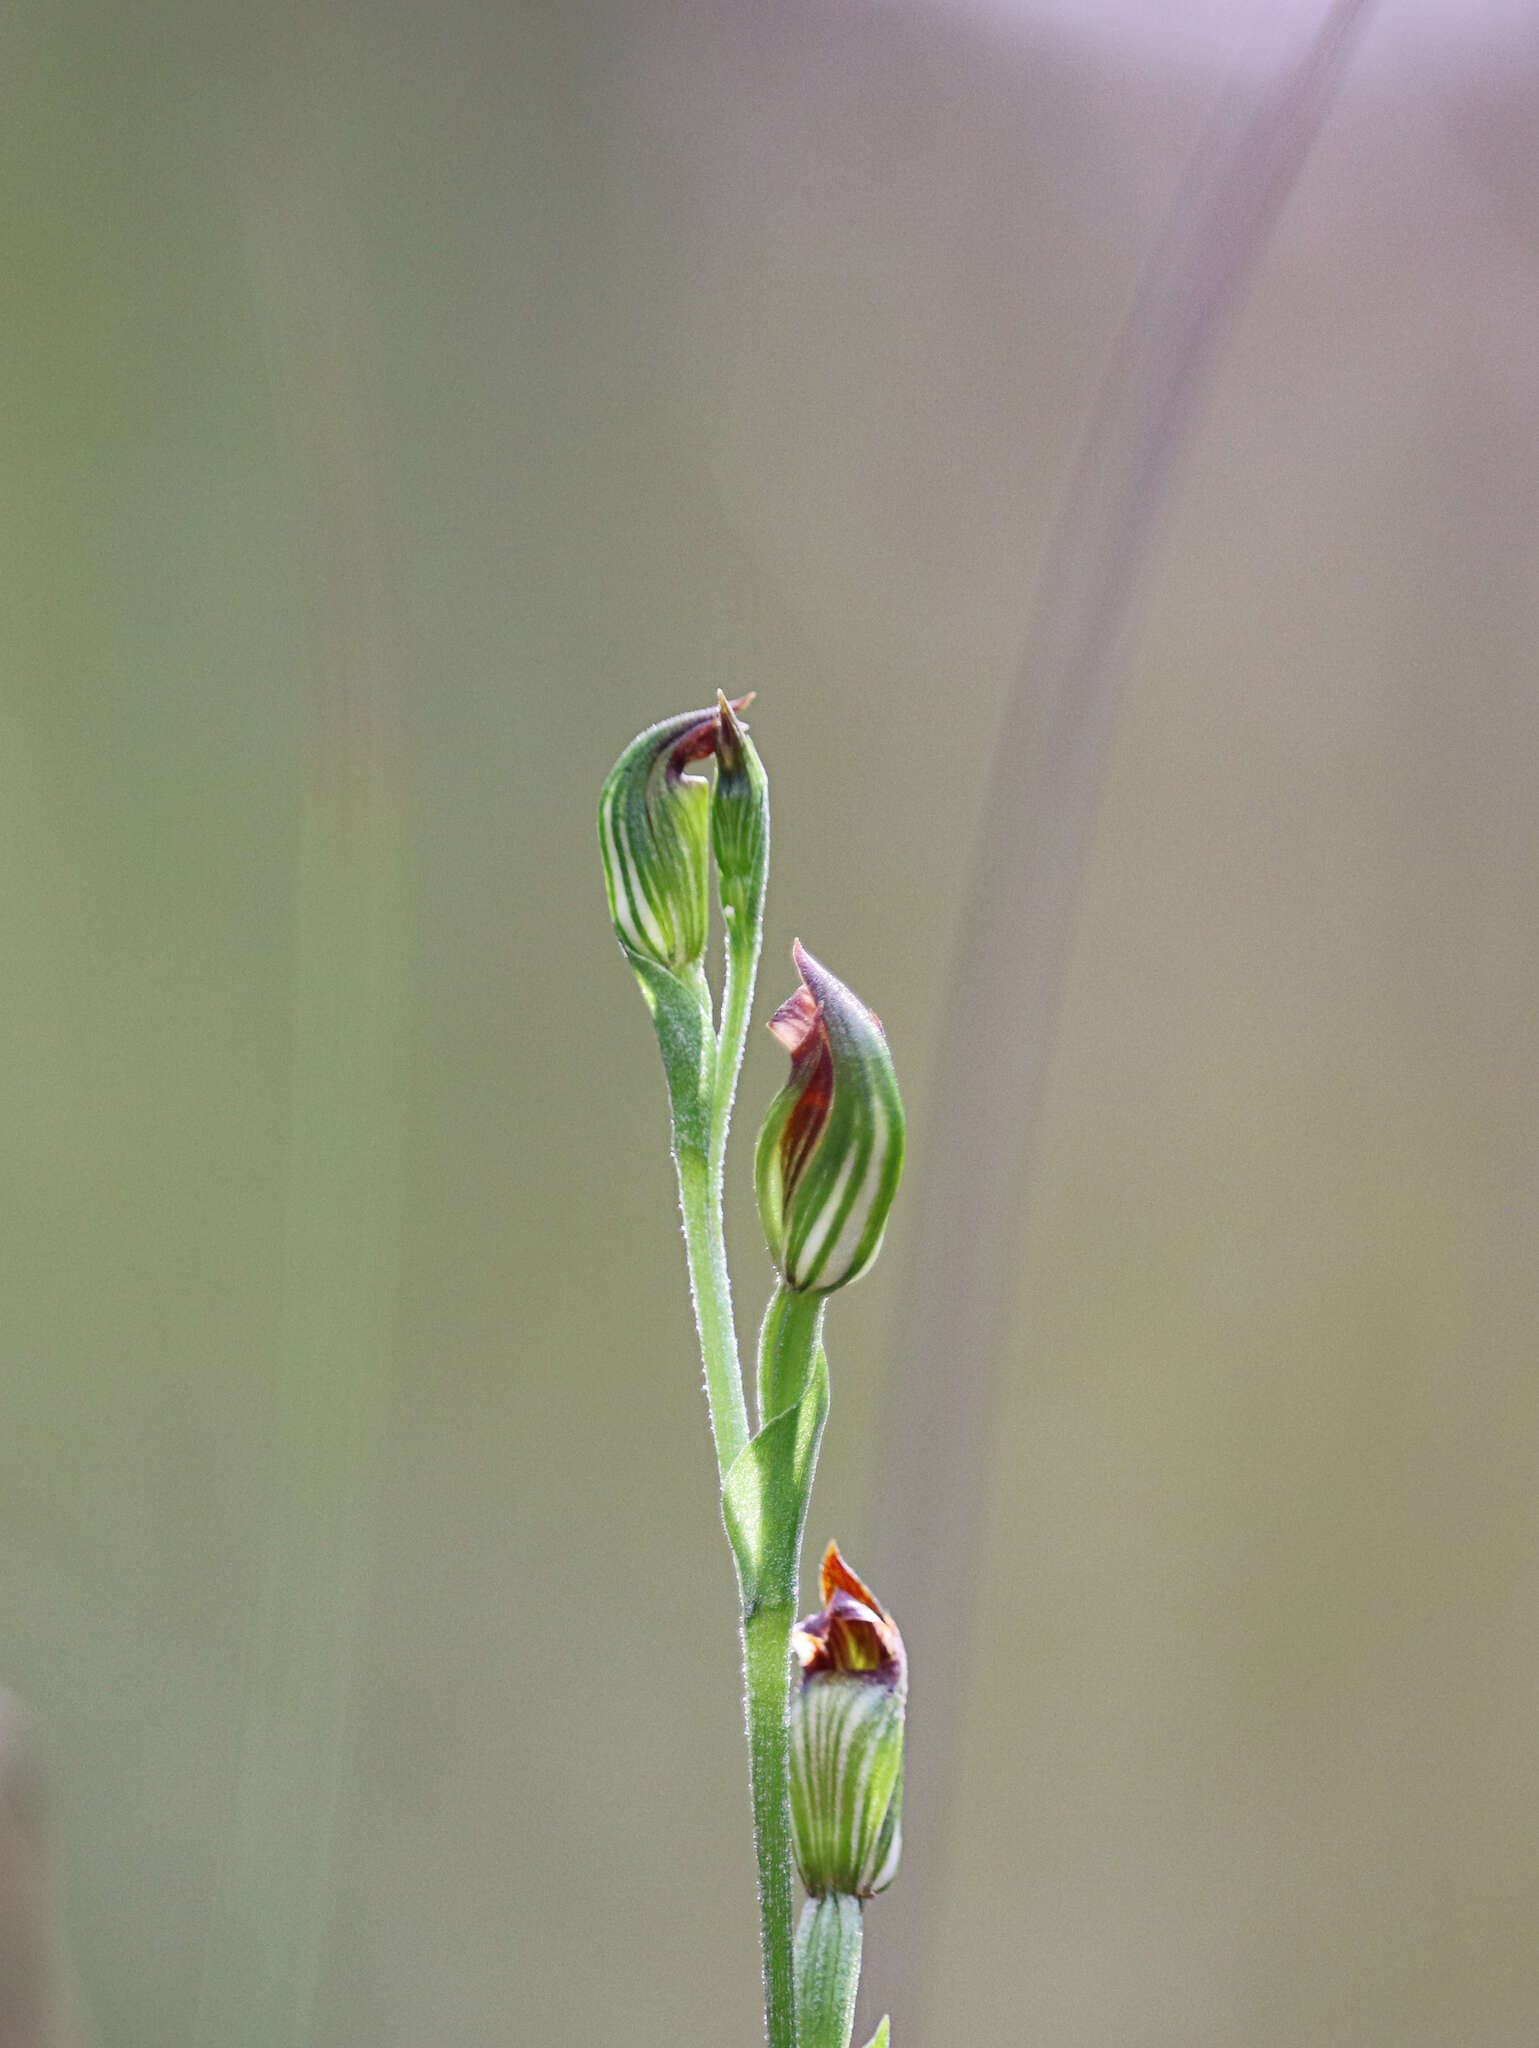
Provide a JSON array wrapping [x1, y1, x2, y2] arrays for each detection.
[[674, 948, 812, 2045], [661, 793, 789, 2037], [745, 1599, 799, 2048], [672, 898, 762, 1486], [739, 1284, 830, 2047], [674, 1138, 751, 1487]]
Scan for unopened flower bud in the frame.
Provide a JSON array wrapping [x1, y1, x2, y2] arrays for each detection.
[[790, 1545, 906, 1899], [597, 706, 719, 971], [755, 944, 905, 1294], [710, 691, 769, 917]]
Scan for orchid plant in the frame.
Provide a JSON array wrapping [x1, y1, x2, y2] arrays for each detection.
[[599, 699, 907, 2048]]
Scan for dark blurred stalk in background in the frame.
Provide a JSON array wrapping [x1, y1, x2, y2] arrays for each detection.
[[869, 3, 1378, 2037], [191, 133, 414, 2048]]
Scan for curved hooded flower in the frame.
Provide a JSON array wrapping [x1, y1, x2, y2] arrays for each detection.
[[790, 1544, 907, 1899], [597, 704, 736, 972], [754, 943, 905, 1294]]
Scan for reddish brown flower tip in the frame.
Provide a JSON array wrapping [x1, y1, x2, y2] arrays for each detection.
[[820, 1540, 880, 1610], [767, 982, 820, 1055], [764, 947, 835, 1207], [664, 692, 759, 797], [667, 711, 722, 778], [790, 1540, 907, 1897], [793, 1543, 906, 1694]]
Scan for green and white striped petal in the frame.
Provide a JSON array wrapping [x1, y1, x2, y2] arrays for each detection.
[[597, 706, 717, 971], [790, 1546, 907, 1900], [791, 1677, 905, 1899], [755, 944, 905, 1295]]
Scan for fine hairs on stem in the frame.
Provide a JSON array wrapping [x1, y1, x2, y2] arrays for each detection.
[[599, 699, 907, 2047]]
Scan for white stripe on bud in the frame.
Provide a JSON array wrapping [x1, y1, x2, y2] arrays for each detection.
[[597, 706, 719, 972], [755, 945, 905, 1295], [790, 1546, 907, 1901]]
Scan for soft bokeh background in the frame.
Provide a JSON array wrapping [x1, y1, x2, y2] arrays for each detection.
[[3, 1, 1538, 2042]]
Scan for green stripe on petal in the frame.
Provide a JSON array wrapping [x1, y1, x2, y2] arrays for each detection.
[[791, 1679, 905, 1898], [755, 944, 906, 1296], [711, 691, 769, 919], [790, 1547, 907, 1899], [597, 706, 716, 971]]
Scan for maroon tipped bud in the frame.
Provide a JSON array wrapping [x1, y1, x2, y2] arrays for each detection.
[[793, 1544, 907, 1695], [790, 1545, 907, 1898], [754, 944, 906, 1294]]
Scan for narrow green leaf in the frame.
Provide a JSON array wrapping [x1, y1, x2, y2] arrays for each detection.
[[859, 2020, 890, 2048], [721, 1345, 829, 1607]]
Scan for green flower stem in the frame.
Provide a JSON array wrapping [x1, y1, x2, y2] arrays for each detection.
[[745, 1597, 799, 2048], [670, 897, 763, 1489], [667, 940, 813, 2048], [794, 1894, 864, 2048], [674, 1138, 750, 1482], [739, 1283, 829, 2048]]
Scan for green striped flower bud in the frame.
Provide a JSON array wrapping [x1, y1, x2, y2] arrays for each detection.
[[710, 691, 768, 919], [597, 706, 720, 971], [755, 944, 905, 1294], [790, 1544, 907, 1899]]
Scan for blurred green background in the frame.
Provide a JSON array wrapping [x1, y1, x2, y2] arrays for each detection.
[[4, 1, 1538, 2042]]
